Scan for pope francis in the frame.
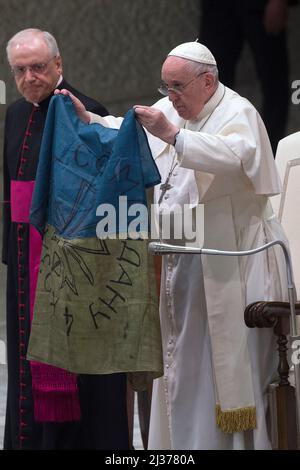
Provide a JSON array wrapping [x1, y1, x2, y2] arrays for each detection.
[[56, 41, 289, 450]]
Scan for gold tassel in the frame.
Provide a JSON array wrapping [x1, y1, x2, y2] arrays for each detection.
[[216, 404, 257, 433]]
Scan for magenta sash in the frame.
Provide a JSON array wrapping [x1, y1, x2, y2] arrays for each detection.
[[11, 180, 80, 422]]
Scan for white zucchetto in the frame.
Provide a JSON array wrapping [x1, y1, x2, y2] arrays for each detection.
[[168, 41, 217, 66]]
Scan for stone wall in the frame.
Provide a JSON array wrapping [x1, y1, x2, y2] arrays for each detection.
[[0, 0, 300, 186], [0, 0, 201, 177], [0, 0, 200, 112]]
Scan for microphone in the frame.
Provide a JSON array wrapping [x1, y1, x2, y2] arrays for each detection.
[[148, 242, 202, 255]]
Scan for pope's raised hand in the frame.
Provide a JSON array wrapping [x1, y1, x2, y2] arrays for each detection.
[[134, 105, 179, 145], [54, 89, 90, 123]]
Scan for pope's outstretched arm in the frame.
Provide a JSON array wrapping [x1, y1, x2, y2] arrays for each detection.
[[54, 90, 179, 142], [54, 88, 123, 129]]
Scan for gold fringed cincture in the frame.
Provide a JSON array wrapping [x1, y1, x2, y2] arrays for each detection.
[[216, 404, 257, 433]]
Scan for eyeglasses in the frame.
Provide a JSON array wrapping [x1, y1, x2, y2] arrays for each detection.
[[11, 57, 56, 77], [158, 72, 207, 96]]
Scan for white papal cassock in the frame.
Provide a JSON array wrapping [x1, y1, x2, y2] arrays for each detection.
[[89, 83, 289, 450]]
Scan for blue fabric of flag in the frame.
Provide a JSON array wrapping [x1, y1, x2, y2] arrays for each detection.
[[30, 95, 161, 238]]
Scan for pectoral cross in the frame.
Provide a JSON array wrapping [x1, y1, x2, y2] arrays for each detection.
[[158, 180, 172, 205], [158, 158, 178, 205]]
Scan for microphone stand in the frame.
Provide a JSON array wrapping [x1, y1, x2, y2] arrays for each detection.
[[149, 240, 300, 444]]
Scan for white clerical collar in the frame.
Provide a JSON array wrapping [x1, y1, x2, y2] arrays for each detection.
[[194, 82, 225, 122], [56, 75, 63, 87], [33, 75, 63, 107]]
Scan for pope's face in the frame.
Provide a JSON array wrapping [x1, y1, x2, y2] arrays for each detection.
[[9, 37, 62, 103], [161, 57, 215, 121]]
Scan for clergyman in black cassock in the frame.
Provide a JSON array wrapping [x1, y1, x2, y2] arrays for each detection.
[[2, 28, 130, 450]]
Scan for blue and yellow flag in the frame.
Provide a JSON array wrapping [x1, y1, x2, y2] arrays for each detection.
[[28, 96, 163, 390]]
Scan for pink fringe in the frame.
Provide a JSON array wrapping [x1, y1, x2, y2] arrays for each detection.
[[11, 180, 81, 424], [33, 390, 81, 422], [30, 361, 81, 422]]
